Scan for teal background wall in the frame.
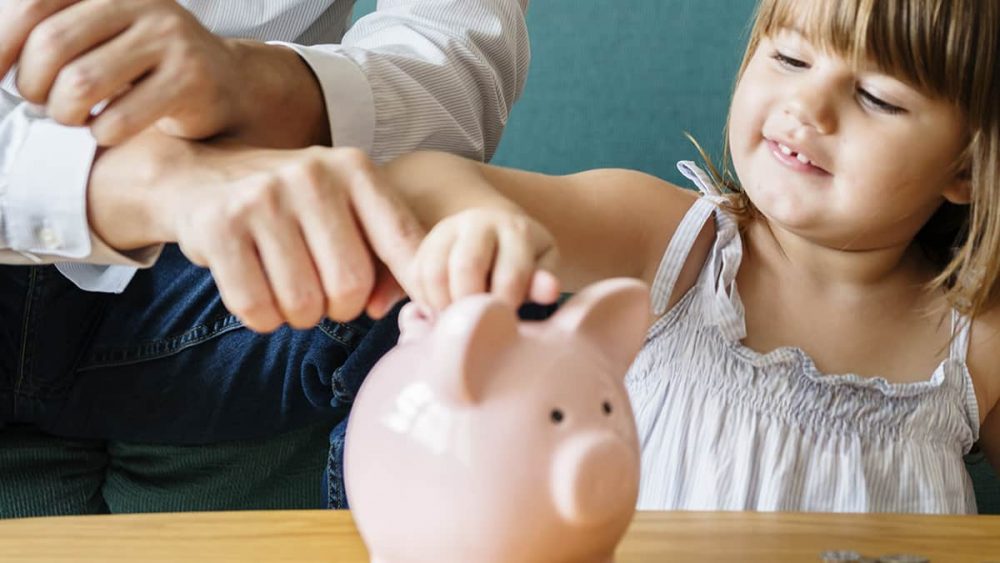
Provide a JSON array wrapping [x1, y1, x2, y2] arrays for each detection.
[[353, 1, 755, 186]]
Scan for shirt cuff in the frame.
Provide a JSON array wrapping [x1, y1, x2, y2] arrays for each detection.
[[4, 117, 96, 259], [55, 263, 139, 294], [54, 232, 162, 292], [268, 42, 375, 153], [2, 113, 164, 292]]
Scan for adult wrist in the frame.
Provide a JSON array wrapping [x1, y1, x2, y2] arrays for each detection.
[[87, 132, 204, 249], [227, 39, 331, 148]]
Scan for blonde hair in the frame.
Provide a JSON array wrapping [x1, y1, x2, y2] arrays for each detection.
[[699, 0, 1000, 318]]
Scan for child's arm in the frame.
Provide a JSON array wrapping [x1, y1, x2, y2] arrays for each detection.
[[381, 151, 713, 311], [969, 310, 1000, 471]]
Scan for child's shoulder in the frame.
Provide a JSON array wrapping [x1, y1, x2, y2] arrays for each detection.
[[565, 168, 698, 198], [563, 168, 715, 310]]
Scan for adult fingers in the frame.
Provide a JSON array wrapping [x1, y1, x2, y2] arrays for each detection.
[[86, 56, 186, 145], [16, 1, 134, 105], [45, 25, 159, 127], [365, 261, 406, 319], [0, 0, 79, 80], [204, 234, 285, 334], [247, 204, 327, 330], [338, 150, 426, 291], [295, 186, 377, 323]]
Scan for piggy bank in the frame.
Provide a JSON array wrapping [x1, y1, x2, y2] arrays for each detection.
[[344, 278, 650, 563]]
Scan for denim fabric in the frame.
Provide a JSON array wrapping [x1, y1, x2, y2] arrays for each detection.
[[323, 300, 559, 509], [0, 244, 371, 445], [324, 301, 405, 509]]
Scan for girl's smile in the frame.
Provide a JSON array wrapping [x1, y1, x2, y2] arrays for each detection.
[[765, 138, 830, 176]]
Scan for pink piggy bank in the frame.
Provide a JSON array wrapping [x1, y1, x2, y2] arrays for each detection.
[[344, 278, 650, 563]]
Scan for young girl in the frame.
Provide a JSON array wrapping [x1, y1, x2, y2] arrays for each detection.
[[379, 0, 999, 514]]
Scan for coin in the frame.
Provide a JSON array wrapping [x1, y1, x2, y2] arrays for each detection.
[[878, 555, 930, 563], [819, 550, 862, 562]]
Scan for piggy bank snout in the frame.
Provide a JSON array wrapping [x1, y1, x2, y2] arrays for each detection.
[[551, 432, 638, 527]]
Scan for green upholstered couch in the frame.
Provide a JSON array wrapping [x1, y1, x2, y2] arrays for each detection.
[[1, 0, 996, 517]]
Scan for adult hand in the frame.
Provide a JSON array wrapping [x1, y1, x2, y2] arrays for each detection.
[[90, 137, 424, 332], [0, 0, 294, 146]]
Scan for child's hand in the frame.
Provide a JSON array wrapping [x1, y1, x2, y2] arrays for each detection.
[[408, 208, 560, 311]]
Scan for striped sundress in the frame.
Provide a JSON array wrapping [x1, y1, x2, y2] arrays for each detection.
[[625, 161, 980, 513]]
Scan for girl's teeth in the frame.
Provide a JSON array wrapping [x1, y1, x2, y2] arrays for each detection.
[[775, 141, 814, 166]]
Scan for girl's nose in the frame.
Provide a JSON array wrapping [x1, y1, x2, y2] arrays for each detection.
[[783, 78, 838, 135]]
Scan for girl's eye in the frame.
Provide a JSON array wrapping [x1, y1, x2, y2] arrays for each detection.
[[858, 88, 906, 115], [771, 51, 808, 69]]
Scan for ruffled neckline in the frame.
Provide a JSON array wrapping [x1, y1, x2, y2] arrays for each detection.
[[680, 202, 967, 400]]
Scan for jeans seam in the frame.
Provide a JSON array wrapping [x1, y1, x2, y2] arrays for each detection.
[[13, 267, 39, 414], [328, 430, 347, 508], [79, 316, 369, 372], [78, 315, 244, 371]]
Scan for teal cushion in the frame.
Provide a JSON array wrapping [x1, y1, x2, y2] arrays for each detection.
[[492, 1, 754, 187]]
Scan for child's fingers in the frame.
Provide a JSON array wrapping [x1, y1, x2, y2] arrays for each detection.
[[528, 269, 561, 305], [415, 227, 459, 311], [529, 246, 561, 304], [448, 224, 497, 303], [490, 229, 536, 308]]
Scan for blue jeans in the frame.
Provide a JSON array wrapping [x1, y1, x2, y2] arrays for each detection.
[[0, 245, 397, 506]]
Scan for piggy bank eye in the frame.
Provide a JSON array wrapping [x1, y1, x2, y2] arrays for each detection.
[[602, 401, 613, 415], [550, 409, 564, 424]]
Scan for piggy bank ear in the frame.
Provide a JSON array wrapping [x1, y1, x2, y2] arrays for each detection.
[[397, 302, 436, 344], [553, 278, 650, 376], [433, 295, 519, 404]]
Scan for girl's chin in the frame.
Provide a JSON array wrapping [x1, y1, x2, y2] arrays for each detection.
[[746, 195, 822, 232]]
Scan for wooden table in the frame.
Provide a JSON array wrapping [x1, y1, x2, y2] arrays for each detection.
[[0, 510, 998, 562]]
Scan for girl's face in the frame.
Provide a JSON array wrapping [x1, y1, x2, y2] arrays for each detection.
[[728, 28, 970, 251]]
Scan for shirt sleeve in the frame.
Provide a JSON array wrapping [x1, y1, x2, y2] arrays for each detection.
[[271, 0, 530, 164], [0, 84, 161, 293]]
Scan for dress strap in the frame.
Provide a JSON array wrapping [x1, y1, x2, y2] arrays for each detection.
[[949, 309, 981, 444], [648, 162, 726, 316], [949, 309, 972, 364], [677, 160, 725, 200], [650, 197, 717, 316]]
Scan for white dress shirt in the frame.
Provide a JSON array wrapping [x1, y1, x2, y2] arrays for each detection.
[[0, 0, 530, 292]]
